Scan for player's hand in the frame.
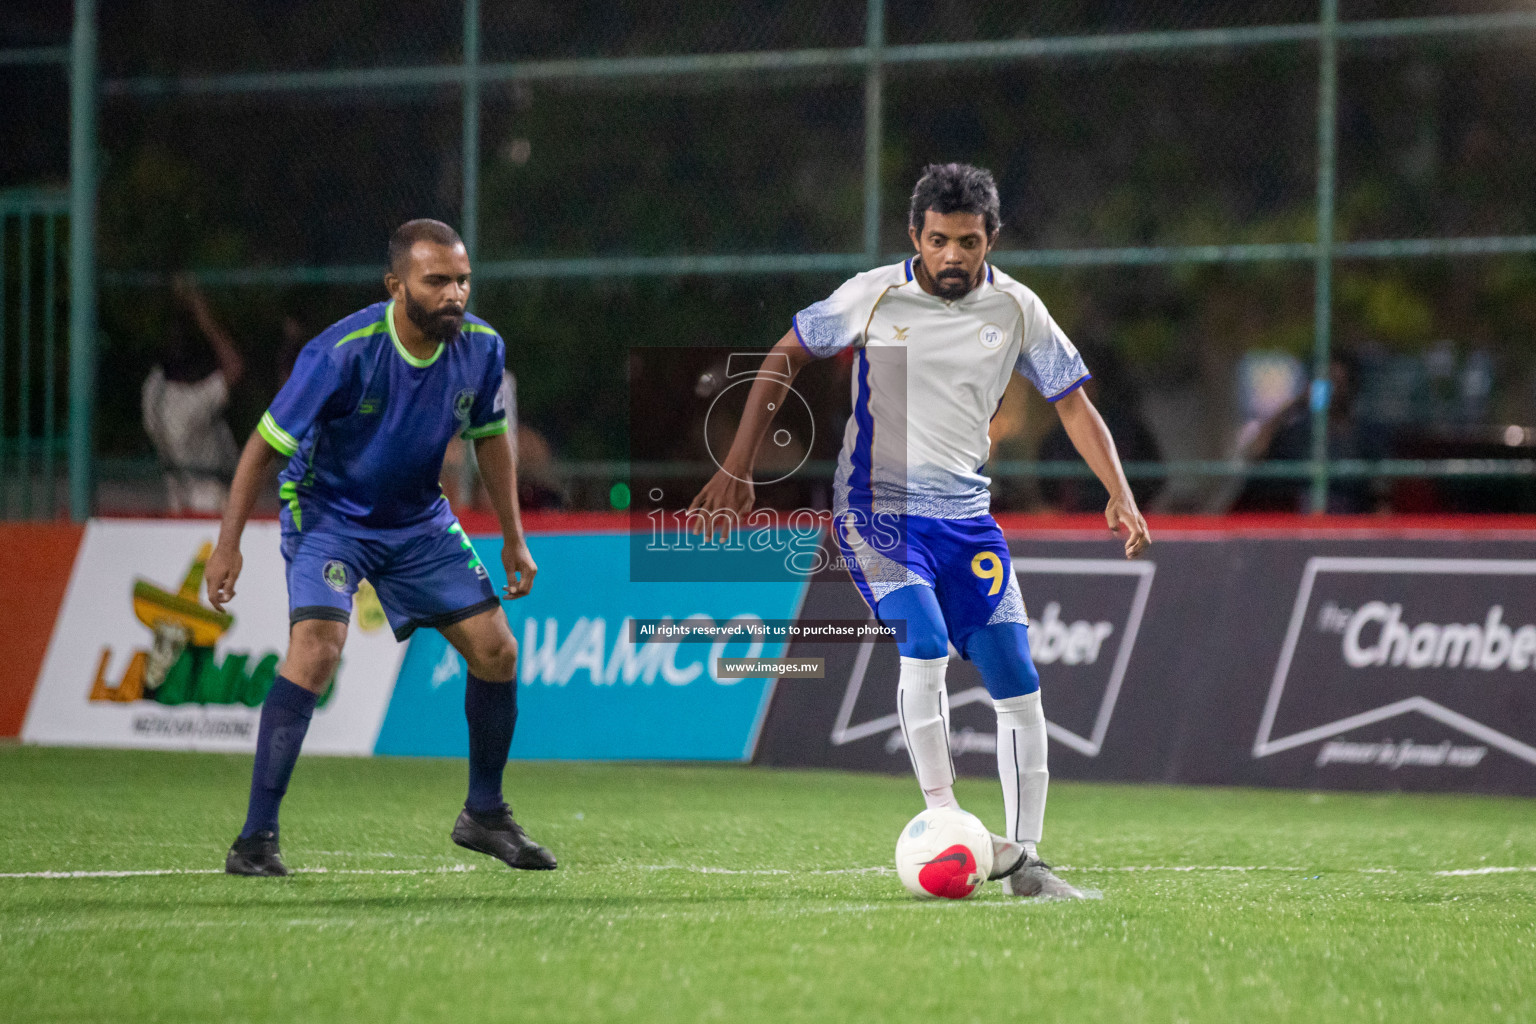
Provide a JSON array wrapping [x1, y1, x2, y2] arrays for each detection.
[[688, 469, 755, 542], [205, 542, 242, 611], [502, 538, 538, 600], [1106, 492, 1151, 559]]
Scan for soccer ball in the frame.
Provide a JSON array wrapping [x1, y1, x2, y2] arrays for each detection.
[[894, 807, 994, 900]]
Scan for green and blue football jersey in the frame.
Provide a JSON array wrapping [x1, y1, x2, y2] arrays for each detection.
[[258, 299, 508, 535]]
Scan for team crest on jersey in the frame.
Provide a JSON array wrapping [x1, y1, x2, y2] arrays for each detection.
[[978, 323, 1006, 350], [322, 560, 350, 593], [453, 388, 475, 423]]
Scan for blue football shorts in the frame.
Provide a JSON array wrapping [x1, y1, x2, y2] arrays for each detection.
[[281, 517, 499, 642], [834, 511, 1027, 652]]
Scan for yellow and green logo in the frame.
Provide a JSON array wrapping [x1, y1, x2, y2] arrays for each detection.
[[89, 542, 342, 707]]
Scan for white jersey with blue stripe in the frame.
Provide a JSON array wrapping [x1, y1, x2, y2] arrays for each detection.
[[793, 259, 1090, 519]]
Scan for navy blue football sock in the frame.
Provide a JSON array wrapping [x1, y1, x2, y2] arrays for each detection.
[[464, 672, 518, 816], [240, 675, 317, 840]]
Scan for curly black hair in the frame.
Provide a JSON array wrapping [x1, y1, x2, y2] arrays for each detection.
[[908, 163, 1001, 237]]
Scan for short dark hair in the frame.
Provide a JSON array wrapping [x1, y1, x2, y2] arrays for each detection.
[[908, 163, 1002, 237], [388, 219, 464, 274]]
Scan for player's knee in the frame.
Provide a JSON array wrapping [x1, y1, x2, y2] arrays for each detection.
[[987, 656, 1040, 700], [966, 623, 1040, 700], [285, 622, 346, 690], [471, 634, 519, 683], [898, 633, 950, 662], [879, 587, 949, 661]]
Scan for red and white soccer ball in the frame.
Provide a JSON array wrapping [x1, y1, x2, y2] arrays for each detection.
[[894, 807, 994, 900]]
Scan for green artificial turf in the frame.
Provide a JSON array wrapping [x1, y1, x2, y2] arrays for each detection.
[[1, 746, 1533, 1023]]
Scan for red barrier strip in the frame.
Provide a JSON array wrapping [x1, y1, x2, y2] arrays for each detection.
[[98, 509, 1536, 537], [0, 523, 85, 737], [466, 510, 1536, 538]]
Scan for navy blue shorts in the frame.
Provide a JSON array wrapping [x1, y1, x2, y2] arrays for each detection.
[[835, 512, 1028, 651], [281, 517, 498, 642]]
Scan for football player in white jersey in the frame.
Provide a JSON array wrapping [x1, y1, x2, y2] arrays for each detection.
[[692, 163, 1150, 898]]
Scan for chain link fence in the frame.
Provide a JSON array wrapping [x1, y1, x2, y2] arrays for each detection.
[[4, 0, 1535, 517]]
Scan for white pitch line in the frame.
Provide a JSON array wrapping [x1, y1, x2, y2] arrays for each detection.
[[642, 864, 1351, 877], [637, 864, 895, 876], [0, 869, 222, 879], [643, 863, 1536, 877], [1060, 865, 1306, 873], [5, 863, 1533, 881], [0, 865, 478, 880], [1066, 864, 1536, 877]]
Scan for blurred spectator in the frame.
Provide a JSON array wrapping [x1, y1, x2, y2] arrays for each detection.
[[1234, 351, 1389, 513], [140, 276, 244, 514], [1036, 340, 1163, 513]]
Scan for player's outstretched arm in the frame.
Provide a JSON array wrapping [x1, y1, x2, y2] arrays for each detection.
[[475, 431, 537, 600], [688, 330, 817, 541], [173, 274, 245, 388], [206, 431, 284, 610], [1052, 388, 1152, 559]]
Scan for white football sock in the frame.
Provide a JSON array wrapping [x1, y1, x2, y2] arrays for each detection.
[[995, 690, 1048, 846], [897, 656, 957, 810]]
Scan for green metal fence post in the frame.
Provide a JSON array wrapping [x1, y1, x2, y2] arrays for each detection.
[[65, 7, 1536, 506], [862, 0, 885, 264], [460, 0, 482, 510], [18, 214, 31, 517], [44, 213, 57, 518], [1309, 0, 1338, 514], [0, 214, 7, 511], [69, 0, 97, 523], [462, 0, 480, 267]]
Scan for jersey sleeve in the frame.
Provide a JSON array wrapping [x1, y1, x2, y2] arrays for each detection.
[[1014, 303, 1091, 402], [257, 342, 351, 457], [461, 334, 510, 440], [792, 274, 884, 358]]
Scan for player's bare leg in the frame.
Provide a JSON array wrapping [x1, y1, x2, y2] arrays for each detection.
[[439, 607, 556, 870], [226, 619, 346, 877], [965, 622, 1083, 898]]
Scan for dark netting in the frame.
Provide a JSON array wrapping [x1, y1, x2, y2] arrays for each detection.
[[98, 0, 461, 77], [880, 51, 1317, 252], [1337, 32, 1536, 240], [483, 0, 866, 62], [0, 66, 69, 191], [0, 3, 71, 49], [93, 280, 386, 514], [96, 281, 383, 453], [476, 81, 865, 259], [30, 1, 1535, 515], [992, 262, 1322, 513], [887, 0, 1323, 46], [1341, 0, 1536, 21], [1330, 255, 1536, 511], [473, 274, 848, 464], [98, 93, 463, 271]]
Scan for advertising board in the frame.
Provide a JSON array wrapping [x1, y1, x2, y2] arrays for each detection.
[[23, 520, 405, 754], [1249, 554, 1536, 788], [374, 532, 808, 760], [755, 535, 1536, 794], [18, 518, 1536, 787]]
